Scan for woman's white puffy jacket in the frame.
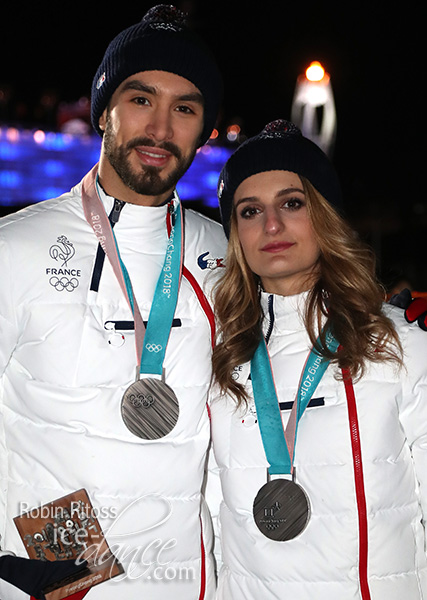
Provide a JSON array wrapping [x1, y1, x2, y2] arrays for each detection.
[[209, 291, 427, 600], [0, 171, 226, 600]]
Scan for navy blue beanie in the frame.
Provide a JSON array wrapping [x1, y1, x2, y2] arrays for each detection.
[[217, 120, 343, 238], [91, 4, 223, 146]]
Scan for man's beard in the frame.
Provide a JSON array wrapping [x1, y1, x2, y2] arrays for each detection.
[[102, 118, 198, 198]]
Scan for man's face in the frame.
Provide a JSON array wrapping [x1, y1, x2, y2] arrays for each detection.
[[98, 70, 205, 205]]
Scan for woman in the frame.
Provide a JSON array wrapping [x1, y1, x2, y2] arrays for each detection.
[[209, 120, 427, 599]]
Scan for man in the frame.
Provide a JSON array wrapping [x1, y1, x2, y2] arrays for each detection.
[[0, 5, 225, 599]]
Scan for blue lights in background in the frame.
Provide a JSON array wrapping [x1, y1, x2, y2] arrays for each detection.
[[0, 127, 232, 209]]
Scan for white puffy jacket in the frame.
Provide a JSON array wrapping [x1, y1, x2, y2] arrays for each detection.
[[0, 169, 226, 600], [209, 291, 427, 600]]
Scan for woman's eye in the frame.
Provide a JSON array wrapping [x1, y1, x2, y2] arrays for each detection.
[[283, 198, 304, 210], [240, 206, 260, 219]]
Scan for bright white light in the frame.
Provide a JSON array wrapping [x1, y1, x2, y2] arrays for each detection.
[[306, 61, 325, 82], [33, 130, 46, 144]]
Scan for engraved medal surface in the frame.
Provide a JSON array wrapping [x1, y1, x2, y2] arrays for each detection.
[[121, 378, 179, 439], [253, 478, 310, 541]]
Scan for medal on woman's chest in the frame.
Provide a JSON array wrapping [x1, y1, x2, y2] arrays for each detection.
[[253, 476, 310, 541], [250, 330, 338, 541]]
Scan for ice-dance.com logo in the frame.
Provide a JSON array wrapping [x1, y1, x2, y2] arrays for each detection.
[[19, 494, 197, 584]]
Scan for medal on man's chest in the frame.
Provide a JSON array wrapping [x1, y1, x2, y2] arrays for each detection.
[[121, 377, 179, 439]]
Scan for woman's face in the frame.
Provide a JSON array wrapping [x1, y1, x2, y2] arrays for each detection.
[[234, 170, 320, 296]]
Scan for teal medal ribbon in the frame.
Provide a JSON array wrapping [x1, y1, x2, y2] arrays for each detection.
[[139, 202, 182, 376], [250, 328, 339, 475], [109, 194, 183, 378], [251, 326, 339, 541], [106, 184, 183, 440], [81, 166, 182, 439]]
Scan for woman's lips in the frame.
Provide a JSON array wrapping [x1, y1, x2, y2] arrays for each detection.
[[134, 146, 172, 168], [260, 241, 295, 253]]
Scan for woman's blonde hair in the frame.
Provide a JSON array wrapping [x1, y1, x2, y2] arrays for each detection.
[[212, 176, 403, 405]]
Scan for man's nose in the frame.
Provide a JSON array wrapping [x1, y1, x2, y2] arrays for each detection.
[[145, 106, 173, 142]]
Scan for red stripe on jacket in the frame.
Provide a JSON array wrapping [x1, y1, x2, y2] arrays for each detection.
[[342, 368, 372, 600]]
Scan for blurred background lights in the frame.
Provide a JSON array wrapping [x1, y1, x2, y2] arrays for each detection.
[[0, 128, 231, 209], [0, 171, 21, 189], [209, 128, 219, 140], [33, 130, 46, 144], [6, 128, 20, 143], [226, 124, 241, 142], [42, 159, 66, 177]]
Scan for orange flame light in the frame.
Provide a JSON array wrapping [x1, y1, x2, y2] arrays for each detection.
[[305, 61, 327, 83]]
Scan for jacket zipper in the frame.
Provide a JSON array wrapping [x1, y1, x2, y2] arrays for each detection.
[[265, 294, 275, 345], [90, 199, 125, 292], [110, 199, 125, 224]]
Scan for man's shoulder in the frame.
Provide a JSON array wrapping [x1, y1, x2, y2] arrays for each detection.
[[182, 207, 227, 285], [0, 185, 83, 239], [183, 208, 226, 246], [184, 207, 222, 229]]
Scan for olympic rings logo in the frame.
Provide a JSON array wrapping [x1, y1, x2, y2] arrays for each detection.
[[145, 343, 163, 353], [49, 276, 79, 292], [130, 394, 155, 408]]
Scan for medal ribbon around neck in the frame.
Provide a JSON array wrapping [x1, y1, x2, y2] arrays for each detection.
[[81, 164, 183, 379], [250, 328, 339, 476]]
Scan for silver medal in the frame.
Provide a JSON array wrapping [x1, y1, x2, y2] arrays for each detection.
[[121, 378, 179, 439], [253, 478, 310, 541]]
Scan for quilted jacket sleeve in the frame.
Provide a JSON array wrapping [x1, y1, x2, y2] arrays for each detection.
[[0, 236, 20, 552], [0, 238, 19, 378], [395, 309, 427, 534]]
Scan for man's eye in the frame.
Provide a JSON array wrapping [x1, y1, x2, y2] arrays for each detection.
[[133, 96, 150, 105], [176, 105, 195, 114]]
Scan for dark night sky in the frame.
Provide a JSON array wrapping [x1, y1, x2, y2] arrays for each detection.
[[1, 1, 425, 288]]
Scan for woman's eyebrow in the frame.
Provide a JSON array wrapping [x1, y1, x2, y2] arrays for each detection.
[[234, 196, 258, 208], [234, 187, 305, 208], [275, 186, 305, 198]]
